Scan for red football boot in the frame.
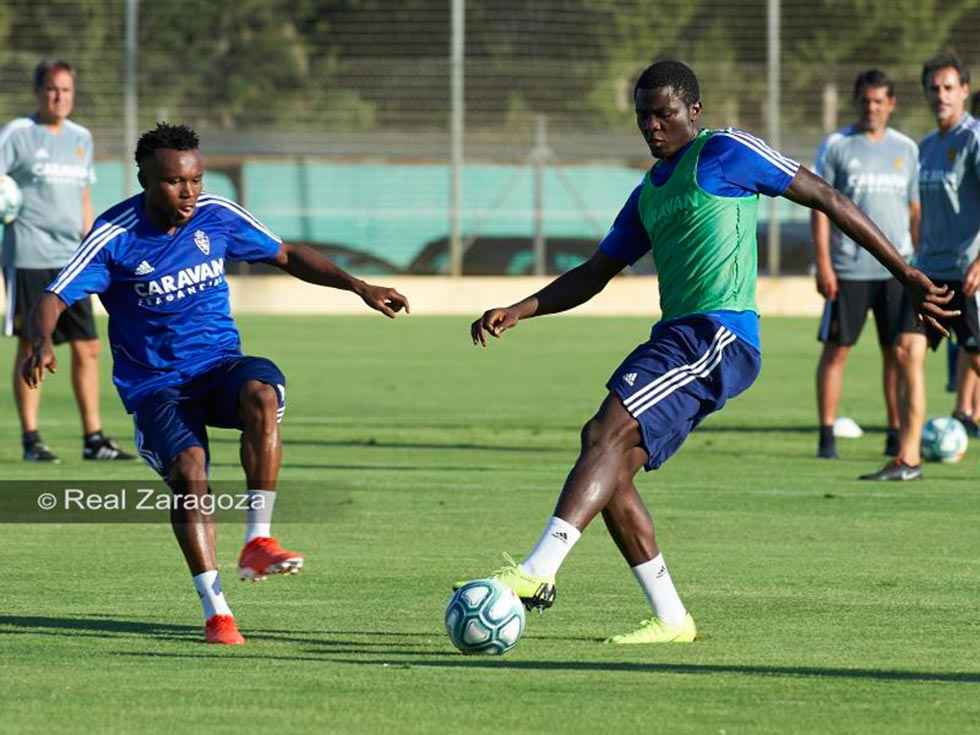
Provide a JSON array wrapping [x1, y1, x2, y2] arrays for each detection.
[[205, 614, 245, 645], [237, 536, 305, 582]]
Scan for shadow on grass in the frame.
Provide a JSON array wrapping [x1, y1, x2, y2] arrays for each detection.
[[211, 436, 571, 454], [109, 650, 980, 684], [0, 614, 199, 643], [210, 462, 507, 472], [0, 615, 447, 648]]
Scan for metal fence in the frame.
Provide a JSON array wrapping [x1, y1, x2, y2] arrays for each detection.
[[2, 0, 979, 275]]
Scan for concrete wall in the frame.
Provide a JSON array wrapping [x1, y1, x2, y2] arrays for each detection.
[[222, 275, 823, 316], [1, 275, 823, 319]]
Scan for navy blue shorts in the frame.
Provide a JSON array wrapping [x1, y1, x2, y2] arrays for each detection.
[[132, 356, 286, 478], [606, 316, 760, 471]]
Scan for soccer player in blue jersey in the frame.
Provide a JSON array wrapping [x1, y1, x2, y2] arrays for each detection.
[[456, 60, 953, 643], [22, 123, 410, 644]]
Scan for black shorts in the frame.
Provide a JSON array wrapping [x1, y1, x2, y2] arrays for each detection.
[[817, 278, 905, 348], [3, 266, 97, 345], [901, 279, 980, 353]]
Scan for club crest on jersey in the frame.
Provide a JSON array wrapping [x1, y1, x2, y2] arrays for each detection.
[[194, 230, 210, 255]]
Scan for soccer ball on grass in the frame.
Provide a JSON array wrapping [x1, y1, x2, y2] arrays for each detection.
[[921, 417, 968, 463], [0, 175, 23, 224], [445, 579, 525, 655]]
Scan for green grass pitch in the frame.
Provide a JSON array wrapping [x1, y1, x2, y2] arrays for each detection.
[[1, 315, 978, 734]]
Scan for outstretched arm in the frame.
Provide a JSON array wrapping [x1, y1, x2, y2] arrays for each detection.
[[270, 243, 409, 318], [21, 293, 67, 388], [783, 167, 955, 332], [471, 250, 626, 346]]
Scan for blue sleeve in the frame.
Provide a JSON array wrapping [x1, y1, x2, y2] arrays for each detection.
[[697, 130, 800, 198], [46, 225, 114, 304], [597, 183, 651, 266], [222, 202, 283, 263]]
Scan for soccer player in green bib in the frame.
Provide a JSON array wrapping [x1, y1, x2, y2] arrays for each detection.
[[456, 60, 953, 643]]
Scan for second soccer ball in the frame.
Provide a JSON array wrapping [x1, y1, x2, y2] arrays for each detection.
[[921, 417, 968, 463]]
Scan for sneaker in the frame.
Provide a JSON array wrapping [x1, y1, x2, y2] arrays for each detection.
[[453, 553, 556, 612], [858, 460, 922, 481], [205, 614, 245, 645], [23, 440, 60, 463], [605, 613, 698, 644], [884, 430, 899, 457], [237, 536, 304, 581], [952, 411, 980, 438], [83, 435, 136, 461]]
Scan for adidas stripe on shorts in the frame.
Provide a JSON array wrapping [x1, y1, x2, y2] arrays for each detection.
[[607, 315, 761, 470]]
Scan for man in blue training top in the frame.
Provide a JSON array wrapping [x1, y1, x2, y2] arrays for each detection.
[[22, 123, 410, 645], [455, 60, 953, 643]]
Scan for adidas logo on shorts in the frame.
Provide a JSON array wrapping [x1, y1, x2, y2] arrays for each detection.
[[623, 372, 637, 387], [134, 260, 155, 276]]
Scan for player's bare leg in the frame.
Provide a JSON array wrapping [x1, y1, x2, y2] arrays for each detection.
[[169, 446, 243, 644], [168, 446, 217, 575], [553, 393, 644, 529], [236, 380, 303, 581], [882, 345, 902, 455], [894, 333, 926, 466], [861, 331, 925, 480], [454, 394, 640, 611], [13, 338, 58, 462], [953, 350, 980, 436], [600, 447, 656, 565], [600, 446, 695, 642], [815, 343, 850, 458], [69, 338, 102, 435], [69, 338, 134, 460]]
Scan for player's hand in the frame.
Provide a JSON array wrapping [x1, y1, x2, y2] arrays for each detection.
[[963, 258, 980, 297], [20, 338, 57, 389], [902, 268, 958, 337], [815, 265, 838, 300], [471, 307, 520, 347], [359, 284, 410, 318]]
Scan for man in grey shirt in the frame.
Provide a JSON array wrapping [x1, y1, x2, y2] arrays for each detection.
[[1, 60, 132, 462], [863, 52, 980, 480], [813, 69, 919, 461]]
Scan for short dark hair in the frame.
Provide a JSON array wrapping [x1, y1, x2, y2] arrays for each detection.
[[633, 60, 700, 107], [135, 122, 200, 165], [921, 51, 970, 89], [853, 69, 894, 100], [33, 60, 75, 91], [972, 91, 980, 117]]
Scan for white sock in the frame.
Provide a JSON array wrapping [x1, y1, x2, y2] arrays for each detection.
[[193, 569, 232, 621], [520, 516, 582, 578], [244, 489, 277, 543], [632, 554, 687, 625]]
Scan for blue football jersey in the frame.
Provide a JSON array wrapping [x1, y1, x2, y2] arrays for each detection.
[[47, 193, 282, 412]]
